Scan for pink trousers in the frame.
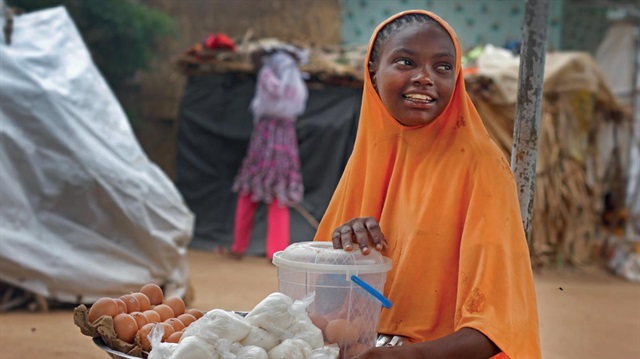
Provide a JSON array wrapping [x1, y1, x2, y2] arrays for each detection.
[[231, 194, 290, 259]]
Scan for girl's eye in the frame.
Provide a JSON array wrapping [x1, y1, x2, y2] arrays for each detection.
[[436, 64, 453, 71], [394, 58, 413, 66]]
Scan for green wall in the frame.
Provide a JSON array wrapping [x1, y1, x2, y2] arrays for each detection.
[[340, 0, 564, 52], [560, 0, 611, 54]]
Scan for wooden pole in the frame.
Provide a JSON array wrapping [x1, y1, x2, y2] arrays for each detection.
[[511, 0, 549, 244]]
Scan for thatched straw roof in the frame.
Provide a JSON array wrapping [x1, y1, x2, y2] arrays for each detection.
[[173, 37, 367, 88]]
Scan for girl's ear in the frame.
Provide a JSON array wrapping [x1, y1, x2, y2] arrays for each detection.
[[368, 60, 378, 90]]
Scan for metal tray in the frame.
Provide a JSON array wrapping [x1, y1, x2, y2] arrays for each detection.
[[92, 314, 403, 359], [93, 337, 144, 359]]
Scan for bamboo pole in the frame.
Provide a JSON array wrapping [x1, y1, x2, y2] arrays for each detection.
[[511, 0, 549, 244]]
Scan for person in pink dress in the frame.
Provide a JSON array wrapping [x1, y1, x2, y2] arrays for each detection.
[[230, 49, 308, 260]]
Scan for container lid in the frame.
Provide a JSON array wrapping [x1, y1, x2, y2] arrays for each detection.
[[272, 241, 392, 275]]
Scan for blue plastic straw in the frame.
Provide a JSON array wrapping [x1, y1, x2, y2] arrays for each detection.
[[350, 275, 393, 309]]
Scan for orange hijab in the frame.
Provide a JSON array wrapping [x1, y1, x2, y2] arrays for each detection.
[[314, 10, 541, 358]]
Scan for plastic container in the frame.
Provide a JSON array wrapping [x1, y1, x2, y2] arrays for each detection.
[[272, 241, 392, 358]]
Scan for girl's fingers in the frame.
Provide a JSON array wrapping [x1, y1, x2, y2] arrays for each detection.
[[331, 217, 386, 254], [331, 230, 343, 249], [364, 217, 387, 250], [352, 223, 371, 254], [339, 225, 354, 251]]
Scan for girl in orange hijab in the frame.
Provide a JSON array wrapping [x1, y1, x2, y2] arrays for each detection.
[[314, 10, 541, 359]]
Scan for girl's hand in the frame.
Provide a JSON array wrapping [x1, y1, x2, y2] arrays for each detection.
[[331, 217, 387, 255]]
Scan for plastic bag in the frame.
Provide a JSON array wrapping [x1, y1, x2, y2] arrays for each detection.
[[148, 325, 178, 359], [169, 336, 219, 359], [250, 51, 308, 121]]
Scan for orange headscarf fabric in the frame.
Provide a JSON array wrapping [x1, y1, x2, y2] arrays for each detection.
[[314, 10, 541, 358]]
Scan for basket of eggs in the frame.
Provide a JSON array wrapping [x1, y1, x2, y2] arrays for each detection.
[[73, 283, 203, 358]]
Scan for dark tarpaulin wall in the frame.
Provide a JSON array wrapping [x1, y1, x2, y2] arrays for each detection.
[[176, 72, 362, 255]]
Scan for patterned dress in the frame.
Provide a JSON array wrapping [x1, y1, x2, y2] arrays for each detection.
[[232, 51, 307, 206], [232, 115, 303, 206]]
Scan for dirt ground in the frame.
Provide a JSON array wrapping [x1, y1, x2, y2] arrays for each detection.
[[0, 249, 638, 359]]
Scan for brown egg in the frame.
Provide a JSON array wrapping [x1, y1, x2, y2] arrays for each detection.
[[113, 313, 139, 343], [336, 300, 351, 319], [163, 296, 186, 317], [325, 318, 360, 346], [143, 310, 162, 323], [159, 322, 175, 341], [114, 298, 127, 314], [349, 316, 363, 329], [136, 323, 157, 352], [164, 317, 185, 332], [140, 284, 164, 305], [152, 304, 175, 321], [166, 331, 183, 343], [350, 316, 372, 341], [186, 308, 204, 319], [87, 297, 120, 323], [132, 292, 151, 312], [176, 313, 197, 327], [120, 294, 141, 313], [309, 313, 329, 333], [135, 322, 173, 350], [130, 311, 149, 329]]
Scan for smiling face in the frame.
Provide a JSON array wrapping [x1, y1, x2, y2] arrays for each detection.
[[370, 21, 456, 127]]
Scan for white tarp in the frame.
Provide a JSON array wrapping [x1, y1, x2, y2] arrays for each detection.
[[594, 17, 639, 281], [595, 20, 640, 239], [595, 21, 638, 107], [0, 6, 194, 303]]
